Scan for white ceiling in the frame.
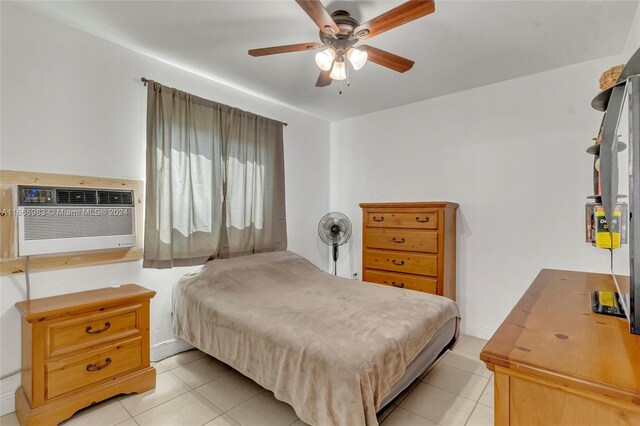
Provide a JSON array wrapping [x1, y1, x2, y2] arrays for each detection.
[[13, 1, 639, 121]]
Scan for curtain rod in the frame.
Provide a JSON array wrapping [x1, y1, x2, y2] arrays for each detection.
[[140, 77, 288, 126]]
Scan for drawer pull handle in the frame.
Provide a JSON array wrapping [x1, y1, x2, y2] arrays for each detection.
[[86, 321, 111, 334], [372, 216, 385, 222], [392, 237, 405, 243], [86, 357, 112, 372], [416, 217, 430, 223], [391, 259, 405, 266], [392, 281, 405, 288]]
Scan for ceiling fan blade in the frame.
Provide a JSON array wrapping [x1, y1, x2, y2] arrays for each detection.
[[359, 45, 415, 73], [295, 0, 340, 35], [316, 70, 332, 87], [249, 42, 323, 57], [354, 0, 435, 40]]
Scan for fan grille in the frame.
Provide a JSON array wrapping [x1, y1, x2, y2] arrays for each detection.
[[318, 212, 352, 246]]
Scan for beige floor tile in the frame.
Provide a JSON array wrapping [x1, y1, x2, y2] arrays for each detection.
[[0, 412, 20, 426], [478, 377, 494, 408], [119, 371, 191, 416], [115, 419, 138, 426], [400, 383, 476, 426], [454, 336, 488, 357], [227, 392, 298, 426], [171, 356, 232, 388], [196, 370, 265, 411], [134, 390, 222, 426], [440, 350, 492, 378], [61, 398, 131, 426], [204, 414, 241, 426], [158, 349, 206, 370], [381, 407, 438, 426], [423, 363, 489, 401], [152, 362, 168, 374], [466, 403, 494, 426]]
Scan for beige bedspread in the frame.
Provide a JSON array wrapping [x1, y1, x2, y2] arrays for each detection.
[[172, 251, 460, 426]]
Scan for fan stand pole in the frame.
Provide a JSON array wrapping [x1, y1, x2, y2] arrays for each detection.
[[332, 244, 339, 276]]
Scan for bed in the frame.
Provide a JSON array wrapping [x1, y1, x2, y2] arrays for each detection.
[[172, 251, 460, 426]]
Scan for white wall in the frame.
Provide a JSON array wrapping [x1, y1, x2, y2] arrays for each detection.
[[625, 4, 640, 56], [329, 52, 632, 339], [0, 3, 329, 411]]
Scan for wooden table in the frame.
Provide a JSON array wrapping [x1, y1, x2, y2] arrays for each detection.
[[480, 269, 640, 425]]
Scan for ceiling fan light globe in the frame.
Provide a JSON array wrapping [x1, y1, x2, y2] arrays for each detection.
[[330, 60, 347, 80], [347, 48, 368, 70], [315, 48, 335, 71]]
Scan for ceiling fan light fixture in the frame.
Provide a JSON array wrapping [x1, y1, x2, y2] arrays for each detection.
[[329, 57, 347, 80], [346, 47, 368, 70], [315, 48, 336, 71]]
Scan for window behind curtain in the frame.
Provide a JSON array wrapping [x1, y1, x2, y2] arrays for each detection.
[[143, 81, 287, 269]]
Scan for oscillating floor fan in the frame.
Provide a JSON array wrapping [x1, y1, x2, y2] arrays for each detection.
[[318, 212, 352, 275]]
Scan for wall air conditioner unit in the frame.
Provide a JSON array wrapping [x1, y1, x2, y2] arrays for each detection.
[[16, 185, 136, 256]]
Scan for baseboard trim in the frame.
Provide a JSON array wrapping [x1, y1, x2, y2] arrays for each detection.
[[0, 338, 193, 416], [150, 337, 194, 363], [461, 322, 496, 340], [0, 373, 20, 416]]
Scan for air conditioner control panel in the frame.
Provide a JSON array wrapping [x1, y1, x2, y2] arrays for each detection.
[[21, 187, 54, 204]]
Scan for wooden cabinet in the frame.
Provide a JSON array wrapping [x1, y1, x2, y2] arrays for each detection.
[[360, 202, 458, 299], [14, 284, 156, 426], [480, 269, 640, 425]]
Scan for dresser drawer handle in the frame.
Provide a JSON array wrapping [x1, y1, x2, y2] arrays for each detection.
[[372, 216, 385, 222], [416, 217, 430, 223], [86, 321, 111, 334], [391, 259, 405, 266], [392, 237, 405, 243], [86, 357, 112, 372], [392, 281, 405, 288]]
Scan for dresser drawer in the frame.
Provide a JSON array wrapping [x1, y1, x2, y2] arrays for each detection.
[[46, 305, 141, 358], [364, 249, 438, 276], [365, 270, 438, 294], [366, 211, 437, 229], [46, 337, 142, 400], [365, 229, 438, 253]]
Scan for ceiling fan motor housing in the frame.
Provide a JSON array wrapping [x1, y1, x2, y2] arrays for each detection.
[[319, 10, 361, 52]]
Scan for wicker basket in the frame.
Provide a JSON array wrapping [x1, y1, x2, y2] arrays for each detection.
[[599, 64, 624, 90]]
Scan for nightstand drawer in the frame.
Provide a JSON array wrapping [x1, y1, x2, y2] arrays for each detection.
[[364, 249, 438, 276], [365, 229, 438, 253], [46, 305, 141, 357], [365, 270, 438, 294], [366, 211, 438, 229], [46, 337, 142, 400]]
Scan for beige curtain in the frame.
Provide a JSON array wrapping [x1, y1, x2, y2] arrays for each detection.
[[144, 81, 286, 268]]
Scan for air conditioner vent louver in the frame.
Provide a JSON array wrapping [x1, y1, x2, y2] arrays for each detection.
[[98, 191, 133, 205], [57, 189, 97, 205], [57, 190, 70, 204]]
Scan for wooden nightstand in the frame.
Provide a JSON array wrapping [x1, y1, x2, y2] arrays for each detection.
[[14, 284, 156, 425]]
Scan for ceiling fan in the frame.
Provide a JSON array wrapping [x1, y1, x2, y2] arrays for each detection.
[[248, 0, 435, 88]]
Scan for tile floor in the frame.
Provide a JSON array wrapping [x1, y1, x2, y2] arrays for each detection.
[[0, 335, 492, 426]]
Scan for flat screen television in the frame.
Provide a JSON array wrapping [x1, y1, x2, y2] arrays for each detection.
[[604, 74, 640, 335]]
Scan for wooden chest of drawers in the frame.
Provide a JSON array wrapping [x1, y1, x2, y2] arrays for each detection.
[[360, 202, 458, 299], [481, 270, 640, 425], [14, 284, 156, 425]]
